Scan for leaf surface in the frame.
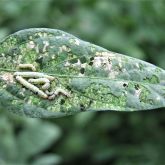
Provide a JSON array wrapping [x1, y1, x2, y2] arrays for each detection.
[[0, 28, 165, 117]]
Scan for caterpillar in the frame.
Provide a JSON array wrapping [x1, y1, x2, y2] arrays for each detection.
[[18, 64, 36, 71], [14, 72, 55, 81], [48, 88, 71, 100], [15, 76, 48, 99], [28, 78, 50, 90]]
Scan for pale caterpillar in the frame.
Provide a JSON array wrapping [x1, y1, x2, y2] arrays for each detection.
[[14, 64, 70, 100], [18, 64, 36, 71], [15, 76, 48, 99], [48, 88, 71, 100], [45, 90, 55, 96], [28, 78, 50, 90], [14, 72, 55, 81]]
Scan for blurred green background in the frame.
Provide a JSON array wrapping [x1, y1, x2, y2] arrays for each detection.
[[0, 0, 165, 164]]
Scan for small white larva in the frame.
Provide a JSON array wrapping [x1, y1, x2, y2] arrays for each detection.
[[18, 64, 36, 71], [28, 78, 50, 90], [48, 88, 71, 100], [54, 88, 71, 97], [42, 83, 50, 90], [15, 76, 48, 99], [48, 94, 57, 100], [45, 90, 54, 96], [14, 72, 55, 81], [28, 78, 50, 84]]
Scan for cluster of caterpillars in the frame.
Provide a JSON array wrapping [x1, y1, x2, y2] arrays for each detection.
[[14, 64, 70, 100]]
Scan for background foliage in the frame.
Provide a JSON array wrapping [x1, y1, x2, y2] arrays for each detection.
[[0, 0, 165, 164]]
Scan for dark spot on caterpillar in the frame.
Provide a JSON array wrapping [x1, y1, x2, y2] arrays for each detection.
[[34, 91, 39, 95], [80, 68, 85, 74]]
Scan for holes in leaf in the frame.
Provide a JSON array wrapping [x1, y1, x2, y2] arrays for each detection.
[[60, 99, 65, 105], [89, 57, 94, 66], [123, 83, 128, 87], [80, 68, 85, 74], [89, 61, 93, 66], [90, 57, 94, 61]]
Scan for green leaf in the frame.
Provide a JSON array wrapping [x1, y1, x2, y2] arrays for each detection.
[[16, 119, 61, 161], [31, 154, 62, 165], [0, 28, 165, 118]]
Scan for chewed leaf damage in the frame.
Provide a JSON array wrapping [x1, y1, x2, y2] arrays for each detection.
[[0, 28, 165, 118]]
